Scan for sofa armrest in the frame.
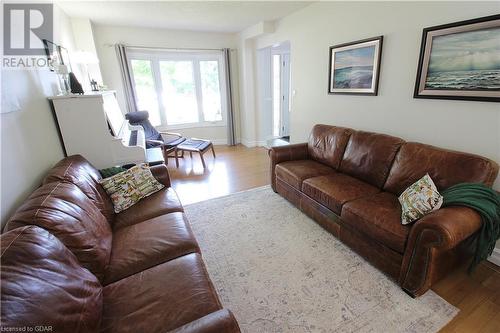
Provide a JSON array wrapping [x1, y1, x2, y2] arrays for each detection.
[[409, 207, 481, 251], [169, 309, 240, 333], [149, 164, 171, 188], [400, 206, 481, 296], [269, 143, 309, 164], [268, 143, 308, 191]]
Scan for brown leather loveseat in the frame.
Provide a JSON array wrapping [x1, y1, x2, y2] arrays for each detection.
[[270, 124, 498, 297], [1, 155, 240, 333]]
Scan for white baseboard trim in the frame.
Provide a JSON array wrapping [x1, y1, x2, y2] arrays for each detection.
[[241, 139, 267, 148], [240, 139, 253, 147], [487, 247, 500, 267], [256, 140, 267, 147], [211, 139, 228, 145], [240, 140, 250, 147]]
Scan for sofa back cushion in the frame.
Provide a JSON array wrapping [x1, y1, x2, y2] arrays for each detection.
[[1, 226, 102, 332], [5, 181, 112, 282], [43, 155, 115, 223], [308, 124, 352, 169], [339, 130, 404, 188], [384, 142, 499, 195]]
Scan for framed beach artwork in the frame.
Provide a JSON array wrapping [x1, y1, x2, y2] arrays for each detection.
[[414, 14, 500, 102], [328, 36, 383, 95]]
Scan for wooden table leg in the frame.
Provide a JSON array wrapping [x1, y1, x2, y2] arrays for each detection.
[[175, 148, 180, 168], [200, 151, 206, 169], [211, 144, 216, 158], [162, 148, 168, 165]]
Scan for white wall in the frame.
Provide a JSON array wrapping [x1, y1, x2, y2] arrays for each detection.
[[237, 22, 275, 147], [71, 18, 103, 91], [238, 38, 260, 146], [241, 1, 500, 259], [92, 24, 240, 144], [256, 46, 272, 145], [1, 5, 79, 226], [243, 1, 500, 189]]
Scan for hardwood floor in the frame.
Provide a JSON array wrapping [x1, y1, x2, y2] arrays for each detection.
[[167, 144, 500, 332], [167, 144, 270, 205], [436, 261, 500, 333]]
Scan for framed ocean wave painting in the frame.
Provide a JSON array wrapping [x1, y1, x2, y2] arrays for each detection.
[[414, 14, 500, 102], [328, 36, 383, 95]]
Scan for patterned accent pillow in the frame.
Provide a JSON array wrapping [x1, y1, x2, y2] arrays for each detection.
[[99, 165, 164, 213], [398, 174, 443, 225]]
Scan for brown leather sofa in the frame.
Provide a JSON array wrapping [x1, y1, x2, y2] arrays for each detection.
[[1, 155, 240, 333], [270, 124, 498, 297]]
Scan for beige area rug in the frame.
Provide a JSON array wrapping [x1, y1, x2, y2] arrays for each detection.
[[185, 186, 458, 333]]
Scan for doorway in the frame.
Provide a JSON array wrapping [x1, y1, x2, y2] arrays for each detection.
[[257, 41, 291, 145], [272, 50, 291, 140], [271, 43, 291, 140]]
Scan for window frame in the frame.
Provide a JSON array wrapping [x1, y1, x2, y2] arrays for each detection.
[[127, 49, 227, 130]]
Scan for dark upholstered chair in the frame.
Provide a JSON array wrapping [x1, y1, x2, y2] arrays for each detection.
[[125, 111, 185, 164]]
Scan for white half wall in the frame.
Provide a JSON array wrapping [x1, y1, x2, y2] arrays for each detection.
[[92, 24, 240, 144]]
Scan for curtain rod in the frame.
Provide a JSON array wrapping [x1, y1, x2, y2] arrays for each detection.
[[107, 43, 231, 52]]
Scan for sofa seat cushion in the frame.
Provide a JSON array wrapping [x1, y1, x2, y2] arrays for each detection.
[[114, 187, 184, 229], [341, 192, 410, 253], [302, 173, 380, 215], [1, 226, 102, 333], [104, 212, 199, 285], [101, 253, 222, 333], [275, 160, 335, 190]]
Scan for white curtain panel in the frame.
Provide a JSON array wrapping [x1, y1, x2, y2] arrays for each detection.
[[223, 48, 236, 146], [115, 44, 138, 114]]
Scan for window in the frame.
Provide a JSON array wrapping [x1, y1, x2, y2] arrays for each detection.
[[128, 50, 227, 128], [200, 61, 223, 122], [130, 59, 161, 126], [159, 61, 198, 125]]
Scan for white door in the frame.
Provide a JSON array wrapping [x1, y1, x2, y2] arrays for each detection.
[[280, 53, 291, 137], [272, 50, 291, 138]]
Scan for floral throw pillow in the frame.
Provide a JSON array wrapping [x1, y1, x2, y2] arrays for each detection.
[[398, 174, 443, 225], [99, 164, 164, 213]]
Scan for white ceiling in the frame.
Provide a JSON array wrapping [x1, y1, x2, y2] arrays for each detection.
[[57, 1, 312, 33]]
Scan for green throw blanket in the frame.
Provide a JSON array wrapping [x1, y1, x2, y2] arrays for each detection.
[[441, 183, 500, 271], [99, 166, 127, 178]]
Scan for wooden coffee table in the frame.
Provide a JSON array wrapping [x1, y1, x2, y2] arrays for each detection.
[[174, 138, 215, 168]]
